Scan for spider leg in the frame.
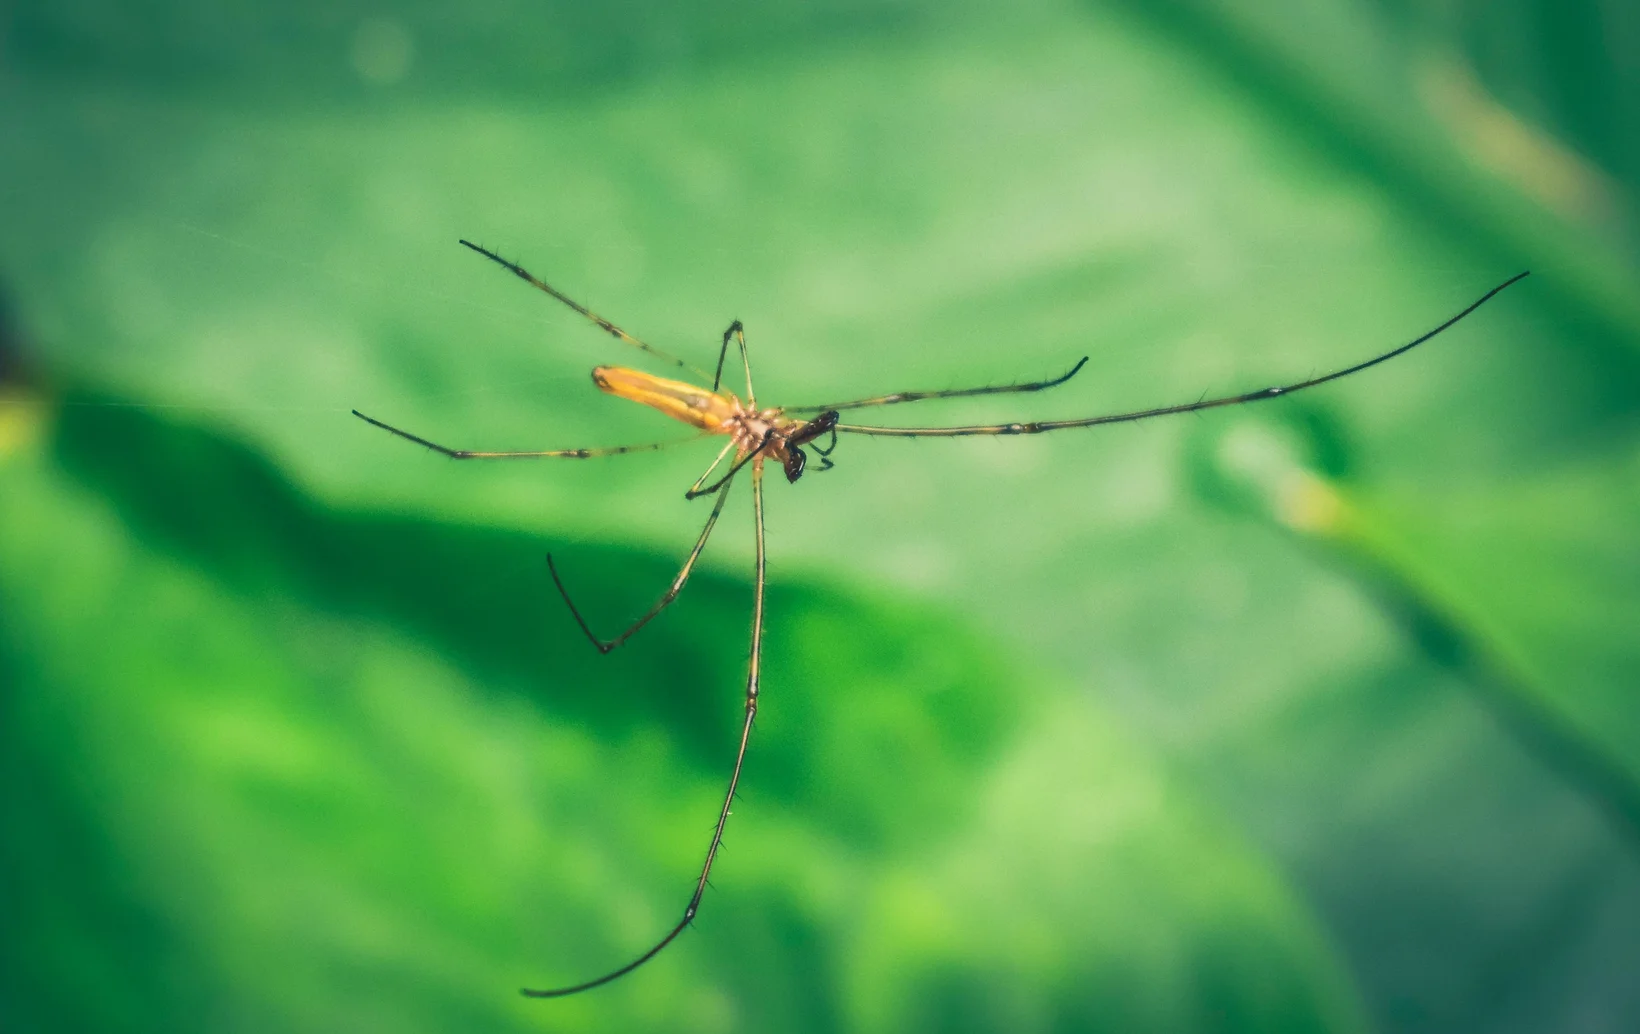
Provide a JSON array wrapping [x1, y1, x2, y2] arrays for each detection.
[[352, 410, 700, 458], [686, 438, 739, 498], [459, 239, 712, 382], [686, 431, 774, 500], [784, 356, 1088, 413], [522, 462, 768, 999], [730, 321, 756, 408], [712, 322, 737, 394], [834, 272, 1529, 439], [785, 414, 837, 474], [548, 476, 734, 654], [810, 420, 838, 458]]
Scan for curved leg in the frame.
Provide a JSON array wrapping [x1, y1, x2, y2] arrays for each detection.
[[812, 424, 836, 470], [834, 273, 1530, 438], [685, 431, 772, 500], [784, 356, 1088, 414], [549, 477, 734, 654], [522, 461, 768, 998]]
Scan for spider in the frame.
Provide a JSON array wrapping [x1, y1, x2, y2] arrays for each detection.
[[353, 240, 1528, 997]]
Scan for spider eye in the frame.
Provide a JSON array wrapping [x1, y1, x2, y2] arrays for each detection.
[[783, 446, 807, 483]]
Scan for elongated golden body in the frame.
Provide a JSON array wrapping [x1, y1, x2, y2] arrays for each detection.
[[590, 367, 735, 430], [592, 365, 832, 481]]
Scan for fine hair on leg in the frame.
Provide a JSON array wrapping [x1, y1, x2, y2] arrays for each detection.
[[351, 409, 701, 459], [460, 239, 712, 382], [520, 462, 768, 998], [784, 356, 1089, 414], [834, 273, 1529, 439], [549, 476, 735, 654]]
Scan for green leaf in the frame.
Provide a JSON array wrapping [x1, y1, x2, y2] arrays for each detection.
[[0, 398, 1366, 1032], [5, 0, 1640, 1029]]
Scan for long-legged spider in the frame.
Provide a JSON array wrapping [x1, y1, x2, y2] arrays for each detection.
[[353, 240, 1528, 997]]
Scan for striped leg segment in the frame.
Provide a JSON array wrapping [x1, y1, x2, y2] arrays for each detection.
[[521, 462, 768, 998], [352, 409, 697, 459], [549, 477, 734, 654], [835, 273, 1529, 439]]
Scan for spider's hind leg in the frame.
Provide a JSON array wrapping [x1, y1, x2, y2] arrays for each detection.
[[548, 475, 735, 654]]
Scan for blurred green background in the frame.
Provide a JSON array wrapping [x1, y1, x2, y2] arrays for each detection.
[[2, 1, 1638, 1031]]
